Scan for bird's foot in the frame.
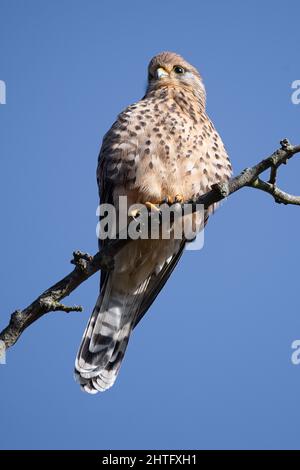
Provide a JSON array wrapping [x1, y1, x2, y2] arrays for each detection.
[[128, 202, 160, 218], [128, 207, 141, 218], [145, 201, 161, 212], [162, 194, 185, 204], [129, 195, 185, 218], [174, 194, 184, 204]]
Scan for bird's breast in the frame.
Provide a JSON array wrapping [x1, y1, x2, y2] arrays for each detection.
[[108, 94, 232, 205]]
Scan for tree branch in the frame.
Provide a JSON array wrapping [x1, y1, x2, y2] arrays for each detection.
[[1, 139, 299, 350]]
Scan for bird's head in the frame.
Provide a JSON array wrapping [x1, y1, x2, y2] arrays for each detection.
[[147, 51, 206, 107]]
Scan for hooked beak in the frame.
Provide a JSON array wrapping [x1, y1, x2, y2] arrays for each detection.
[[156, 67, 169, 79]]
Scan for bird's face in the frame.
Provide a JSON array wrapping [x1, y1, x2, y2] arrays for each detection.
[[147, 51, 206, 104]]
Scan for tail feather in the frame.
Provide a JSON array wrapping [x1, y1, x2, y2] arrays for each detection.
[[74, 277, 149, 393], [75, 238, 185, 394]]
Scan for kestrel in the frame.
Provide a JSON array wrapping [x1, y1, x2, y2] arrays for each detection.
[[75, 52, 232, 393]]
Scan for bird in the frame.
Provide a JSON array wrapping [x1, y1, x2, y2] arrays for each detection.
[[74, 51, 232, 393]]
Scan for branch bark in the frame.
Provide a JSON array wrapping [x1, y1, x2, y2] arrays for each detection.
[[1, 139, 299, 350]]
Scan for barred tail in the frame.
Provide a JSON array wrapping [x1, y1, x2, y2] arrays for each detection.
[[74, 277, 148, 393]]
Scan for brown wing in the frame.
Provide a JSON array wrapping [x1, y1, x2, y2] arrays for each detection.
[[97, 129, 119, 290]]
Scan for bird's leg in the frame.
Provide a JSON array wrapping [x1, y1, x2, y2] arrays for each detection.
[[128, 201, 161, 218], [174, 194, 184, 204], [128, 207, 141, 218], [161, 194, 185, 204], [132, 194, 185, 216], [145, 201, 161, 212]]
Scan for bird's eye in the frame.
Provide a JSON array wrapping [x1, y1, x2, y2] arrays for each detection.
[[173, 65, 185, 74]]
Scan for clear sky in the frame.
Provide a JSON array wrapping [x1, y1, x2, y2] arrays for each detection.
[[1, 0, 300, 450]]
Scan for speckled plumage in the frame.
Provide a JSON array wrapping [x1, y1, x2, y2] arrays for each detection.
[[75, 52, 232, 393]]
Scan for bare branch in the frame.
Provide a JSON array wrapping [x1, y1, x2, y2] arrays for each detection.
[[268, 165, 278, 186], [1, 139, 300, 350], [250, 178, 300, 205]]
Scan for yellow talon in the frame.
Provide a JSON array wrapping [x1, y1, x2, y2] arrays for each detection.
[[162, 194, 184, 204], [174, 194, 184, 203], [145, 201, 160, 212], [128, 207, 140, 218], [128, 203, 145, 218]]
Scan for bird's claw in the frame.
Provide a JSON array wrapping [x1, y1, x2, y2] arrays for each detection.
[[174, 194, 184, 204], [145, 201, 161, 212], [162, 194, 184, 204]]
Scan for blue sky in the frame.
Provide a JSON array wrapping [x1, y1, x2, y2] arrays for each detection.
[[1, 0, 300, 450]]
